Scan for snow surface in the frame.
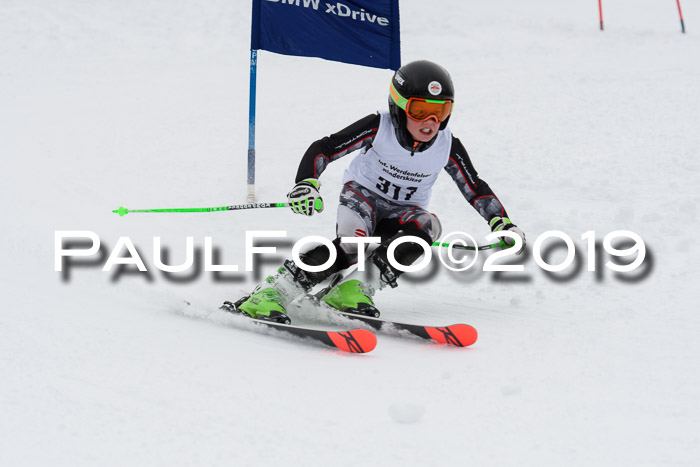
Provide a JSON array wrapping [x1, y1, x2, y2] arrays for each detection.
[[2, 0, 700, 465]]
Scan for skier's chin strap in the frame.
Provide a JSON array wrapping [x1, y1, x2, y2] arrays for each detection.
[[393, 125, 438, 154]]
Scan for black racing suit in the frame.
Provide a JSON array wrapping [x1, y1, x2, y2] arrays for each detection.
[[290, 113, 511, 285]]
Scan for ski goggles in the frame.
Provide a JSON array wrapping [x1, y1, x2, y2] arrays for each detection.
[[390, 82, 453, 122]]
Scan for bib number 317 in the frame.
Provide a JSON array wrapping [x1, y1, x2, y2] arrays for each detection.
[[376, 176, 418, 201]]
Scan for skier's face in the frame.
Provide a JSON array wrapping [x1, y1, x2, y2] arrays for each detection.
[[405, 116, 440, 142]]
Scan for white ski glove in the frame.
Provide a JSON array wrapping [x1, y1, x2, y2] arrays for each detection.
[[490, 217, 526, 254], [287, 178, 324, 216]]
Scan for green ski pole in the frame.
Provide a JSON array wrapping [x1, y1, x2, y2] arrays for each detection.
[[431, 240, 504, 251], [113, 202, 289, 217]]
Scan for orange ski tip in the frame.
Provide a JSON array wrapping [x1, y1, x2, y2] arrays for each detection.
[[425, 324, 478, 347], [328, 329, 377, 353]]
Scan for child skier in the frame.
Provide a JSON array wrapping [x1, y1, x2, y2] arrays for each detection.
[[228, 60, 525, 323]]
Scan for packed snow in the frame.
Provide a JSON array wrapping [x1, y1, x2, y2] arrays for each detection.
[[1, 0, 699, 465]]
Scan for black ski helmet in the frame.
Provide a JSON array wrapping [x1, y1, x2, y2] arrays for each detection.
[[388, 60, 455, 131]]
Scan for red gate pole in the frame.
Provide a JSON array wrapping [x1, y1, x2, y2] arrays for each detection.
[[676, 0, 686, 33], [598, 0, 604, 31]]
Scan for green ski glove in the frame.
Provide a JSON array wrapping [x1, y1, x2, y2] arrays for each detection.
[[287, 178, 324, 216], [490, 217, 526, 254]]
